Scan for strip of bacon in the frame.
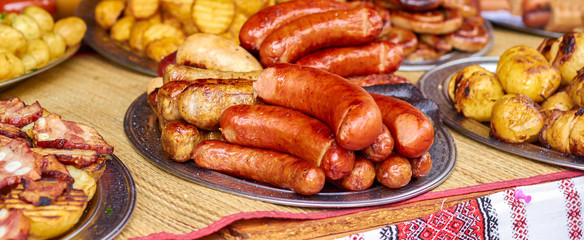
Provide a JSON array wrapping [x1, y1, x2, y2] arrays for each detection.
[[31, 148, 100, 168], [33, 113, 114, 154], [0, 97, 43, 128], [0, 208, 30, 240], [34, 154, 74, 184], [18, 179, 69, 206], [0, 139, 42, 191], [0, 122, 32, 146]]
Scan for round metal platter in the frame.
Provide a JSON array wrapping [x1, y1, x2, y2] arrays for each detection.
[[482, 11, 563, 38], [58, 154, 136, 239], [417, 56, 584, 170], [398, 21, 494, 72], [123, 92, 456, 208]]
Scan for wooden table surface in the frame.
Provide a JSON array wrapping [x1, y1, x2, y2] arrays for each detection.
[[0, 26, 573, 240]]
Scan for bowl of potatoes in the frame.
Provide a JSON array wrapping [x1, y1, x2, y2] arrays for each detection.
[[0, 6, 86, 90]]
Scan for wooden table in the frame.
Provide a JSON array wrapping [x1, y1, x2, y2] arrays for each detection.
[[0, 26, 572, 240]]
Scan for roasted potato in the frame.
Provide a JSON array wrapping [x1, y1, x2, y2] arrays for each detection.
[[66, 165, 98, 200], [540, 108, 584, 156], [128, 20, 152, 51], [0, 25, 26, 55], [234, 0, 269, 17], [110, 15, 135, 41], [129, 0, 160, 19], [192, 0, 235, 34], [42, 32, 67, 59], [490, 94, 546, 143], [53, 17, 87, 46], [145, 37, 183, 61], [537, 37, 559, 63], [569, 68, 584, 107], [448, 64, 505, 122], [160, 0, 194, 22], [177, 79, 259, 130], [541, 90, 575, 117], [550, 33, 584, 85], [496, 45, 561, 103], [22, 6, 54, 33], [94, 0, 126, 29], [23, 38, 51, 68], [11, 14, 41, 40], [0, 51, 25, 82], [141, 23, 183, 47], [176, 33, 263, 72]]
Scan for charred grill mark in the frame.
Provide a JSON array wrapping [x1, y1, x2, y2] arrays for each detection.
[[558, 34, 576, 65]]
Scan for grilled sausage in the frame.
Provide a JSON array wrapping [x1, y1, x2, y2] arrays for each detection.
[[220, 104, 354, 180], [409, 151, 433, 178], [254, 63, 383, 150], [371, 93, 434, 158], [294, 40, 404, 77], [162, 64, 261, 84], [259, 7, 383, 67], [160, 120, 200, 162], [329, 154, 376, 191], [157, 80, 193, 122], [239, 0, 351, 53], [361, 124, 394, 162], [376, 152, 412, 188], [192, 140, 326, 195]]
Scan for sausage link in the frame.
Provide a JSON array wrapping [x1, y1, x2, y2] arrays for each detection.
[[239, 0, 351, 53], [346, 74, 410, 87], [163, 64, 261, 84], [361, 124, 394, 162], [160, 120, 200, 162], [371, 93, 434, 158], [156, 81, 193, 122], [192, 140, 326, 195], [329, 154, 376, 191], [295, 40, 404, 77], [259, 7, 383, 67], [376, 153, 412, 188], [220, 104, 354, 180], [409, 151, 432, 178], [254, 63, 383, 150]]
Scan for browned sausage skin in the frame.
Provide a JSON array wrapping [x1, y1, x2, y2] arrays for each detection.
[[409, 151, 433, 178], [254, 63, 383, 151], [160, 120, 200, 162], [192, 140, 326, 195], [329, 154, 376, 191], [371, 93, 434, 158], [346, 74, 410, 87], [220, 104, 354, 180], [294, 40, 404, 77], [259, 7, 383, 67], [361, 124, 394, 162], [239, 0, 351, 54], [376, 152, 412, 188]]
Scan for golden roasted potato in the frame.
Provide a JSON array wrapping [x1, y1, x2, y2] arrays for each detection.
[[11, 14, 41, 40], [490, 94, 546, 143], [53, 17, 87, 46], [4, 187, 88, 240], [94, 0, 126, 29], [192, 0, 235, 34], [23, 38, 51, 68], [128, 20, 152, 51], [2, 12, 18, 25], [66, 165, 98, 201], [160, 0, 194, 22], [448, 64, 505, 122], [110, 15, 135, 41], [0, 25, 27, 55], [0, 51, 25, 82], [569, 68, 584, 107], [142, 23, 183, 47], [496, 45, 561, 103], [550, 33, 584, 85], [540, 108, 584, 156], [541, 90, 575, 117], [234, 0, 269, 17], [129, 0, 160, 19], [176, 33, 263, 72], [22, 6, 54, 33], [146, 37, 183, 61], [42, 32, 67, 59], [537, 37, 559, 62]]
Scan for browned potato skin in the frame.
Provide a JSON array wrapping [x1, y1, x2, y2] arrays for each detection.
[[569, 68, 584, 107], [409, 151, 432, 178], [448, 64, 505, 122], [540, 108, 584, 156], [537, 37, 559, 63], [550, 33, 584, 85], [376, 153, 412, 189], [178, 79, 258, 130], [496, 45, 561, 103], [161, 120, 200, 162], [330, 155, 376, 191], [541, 90, 574, 117], [490, 94, 546, 143]]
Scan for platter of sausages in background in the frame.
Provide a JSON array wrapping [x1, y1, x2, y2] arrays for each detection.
[[481, 11, 562, 38], [418, 56, 584, 169], [124, 84, 456, 208]]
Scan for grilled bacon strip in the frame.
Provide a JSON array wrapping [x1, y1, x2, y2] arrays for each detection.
[[0, 209, 30, 240], [32, 113, 114, 154], [0, 97, 43, 128], [0, 139, 42, 191], [31, 148, 101, 168], [19, 179, 69, 206]]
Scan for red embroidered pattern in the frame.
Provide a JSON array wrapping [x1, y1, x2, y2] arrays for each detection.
[[559, 179, 583, 240], [397, 200, 485, 240], [504, 189, 528, 240]]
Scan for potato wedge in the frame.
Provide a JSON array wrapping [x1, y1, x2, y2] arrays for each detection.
[[94, 0, 126, 29], [53, 17, 87, 46], [176, 33, 262, 72], [110, 15, 135, 41], [129, 0, 159, 19], [192, 0, 235, 34]]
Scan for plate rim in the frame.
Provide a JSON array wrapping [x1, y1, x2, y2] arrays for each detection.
[[417, 56, 584, 170], [123, 93, 456, 208], [482, 10, 563, 38]]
